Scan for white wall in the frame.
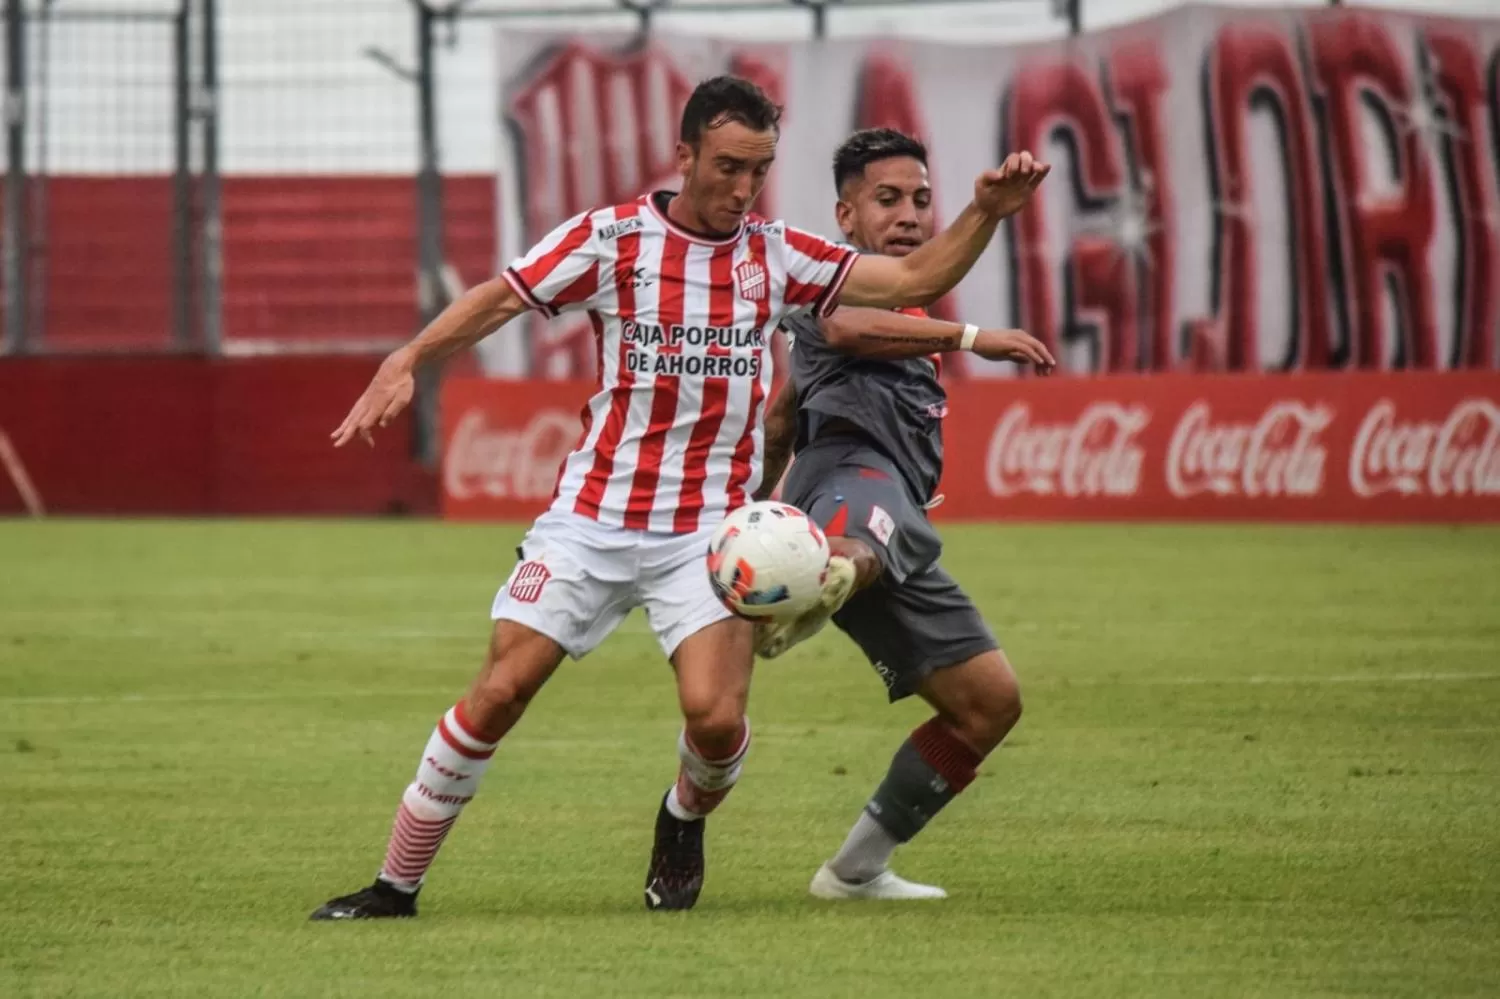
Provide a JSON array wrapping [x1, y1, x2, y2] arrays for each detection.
[[10, 1, 1496, 173]]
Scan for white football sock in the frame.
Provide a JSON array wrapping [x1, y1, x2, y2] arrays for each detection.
[[377, 702, 498, 892], [829, 810, 901, 884], [666, 720, 751, 820]]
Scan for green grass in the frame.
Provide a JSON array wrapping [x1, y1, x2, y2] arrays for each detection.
[[2, 520, 1498, 998]]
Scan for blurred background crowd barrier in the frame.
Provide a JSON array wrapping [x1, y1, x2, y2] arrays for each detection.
[[1, 0, 1497, 518]]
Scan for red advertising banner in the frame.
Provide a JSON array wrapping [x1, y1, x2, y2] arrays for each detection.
[[441, 378, 594, 521], [937, 371, 1500, 522], [442, 373, 1500, 523]]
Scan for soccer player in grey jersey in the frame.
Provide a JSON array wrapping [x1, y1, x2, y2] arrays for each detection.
[[755, 128, 1055, 900]]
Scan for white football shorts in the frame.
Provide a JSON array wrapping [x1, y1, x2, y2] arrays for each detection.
[[491, 509, 734, 659]]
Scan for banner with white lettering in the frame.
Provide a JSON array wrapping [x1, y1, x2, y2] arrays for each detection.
[[442, 372, 1500, 521], [441, 379, 592, 520], [490, 5, 1500, 381], [937, 370, 1500, 521]]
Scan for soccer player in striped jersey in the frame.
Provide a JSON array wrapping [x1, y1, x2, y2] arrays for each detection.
[[756, 128, 1054, 900], [312, 79, 1049, 920]]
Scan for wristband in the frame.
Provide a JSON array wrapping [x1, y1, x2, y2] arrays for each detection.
[[960, 324, 980, 351]]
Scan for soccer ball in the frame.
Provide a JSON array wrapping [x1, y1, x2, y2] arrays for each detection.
[[707, 500, 831, 619]]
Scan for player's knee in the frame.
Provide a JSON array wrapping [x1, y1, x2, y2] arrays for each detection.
[[463, 625, 562, 741], [977, 668, 1022, 746], [990, 670, 1023, 730], [681, 699, 746, 761], [464, 668, 534, 741], [945, 654, 1022, 754], [472, 666, 538, 711]]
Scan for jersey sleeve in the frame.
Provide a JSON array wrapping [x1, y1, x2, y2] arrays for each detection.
[[781, 228, 858, 318], [502, 212, 602, 317], [778, 309, 826, 353]]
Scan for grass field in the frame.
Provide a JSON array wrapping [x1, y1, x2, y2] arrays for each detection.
[[2, 520, 1498, 998]]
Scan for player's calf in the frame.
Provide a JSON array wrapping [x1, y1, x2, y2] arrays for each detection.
[[820, 651, 1021, 895], [310, 621, 565, 921], [462, 620, 564, 740], [645, 722, 751, 912], [645, 617, 755, 911], [821, 714, 982, 891], [671, 616, 754, 777], [923, 649, 1022, 756]]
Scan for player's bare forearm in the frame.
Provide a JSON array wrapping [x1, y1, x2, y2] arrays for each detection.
[[332, 276, 529, 448], [822, 308, 962, 359], [755, 380, 798, 501], [402, 276, 530, 370], [821, 308, 1058, 371], [893, 200, 1003, 304], [839, 152, 1049, 310], [840, 204, 999, 309]]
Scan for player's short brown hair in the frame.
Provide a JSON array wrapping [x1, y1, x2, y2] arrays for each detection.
[[679, 76, 783, 146]]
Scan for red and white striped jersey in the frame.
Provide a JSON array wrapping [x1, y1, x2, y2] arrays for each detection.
[[503, 192, 857, 534]]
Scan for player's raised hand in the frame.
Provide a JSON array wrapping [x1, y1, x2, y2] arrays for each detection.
[[974, 328, 1057, 375], [331, 348, 416, 448], [973, 151, 1051, 220]]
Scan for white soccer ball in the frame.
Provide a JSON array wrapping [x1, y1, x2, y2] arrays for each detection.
[[707, 500, 831, 619]]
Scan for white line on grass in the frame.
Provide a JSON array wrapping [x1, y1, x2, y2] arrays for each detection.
[[0, 689, 462, 706], [3, 672, 1498, 707], [5, 621, 657, 643], [1064, 671, 1500, 687]]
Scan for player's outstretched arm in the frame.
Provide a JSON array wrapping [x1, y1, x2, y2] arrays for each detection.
[[838, 151, 1050, 310], [821, 308, 1055, 372], [332, 276, 530, 448], [755, 379, 800, 501]]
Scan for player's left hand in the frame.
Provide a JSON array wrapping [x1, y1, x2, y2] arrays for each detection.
[[974, 151, 1051, 220], [974, 328, 1057, 375], [331, 348, 416, 448]]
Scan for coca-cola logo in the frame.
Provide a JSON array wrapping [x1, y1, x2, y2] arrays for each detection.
[[444, 408, 578, 502], [1349, 398, 1500, 498], [985, 403, 1149, 498], [1165, 400, 1331, 499]]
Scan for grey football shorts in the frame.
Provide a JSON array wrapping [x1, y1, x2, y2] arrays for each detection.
[[780, 436, 999, 702]]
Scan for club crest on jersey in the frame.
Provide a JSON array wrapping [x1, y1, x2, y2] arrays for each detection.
[[508, 560, 552, 604], [734, 258, 768, 303]]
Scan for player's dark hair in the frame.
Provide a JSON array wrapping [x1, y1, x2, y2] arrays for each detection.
[[679, 75, 782, 145], [833, 128, 928, 195]]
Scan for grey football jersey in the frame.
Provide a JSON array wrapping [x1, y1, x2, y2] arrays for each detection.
[[782, 308, 948, 503]]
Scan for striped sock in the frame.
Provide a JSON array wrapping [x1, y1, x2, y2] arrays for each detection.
[[377, 701, 498, 892], [666, 720, 751, 820]]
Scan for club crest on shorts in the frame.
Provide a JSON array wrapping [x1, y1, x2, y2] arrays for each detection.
[[734, 258, 768, 302], [508, 560, 552, 604], [867, 505, 896, 546]]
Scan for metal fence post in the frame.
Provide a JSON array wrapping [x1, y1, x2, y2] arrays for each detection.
[[791, 0, 827, 41], [199, 0, 223, 353], [619, 0, 659, 37], [3, 0, 27, 354], [413, 0, 444, 467], [172, 0, 193, 350]]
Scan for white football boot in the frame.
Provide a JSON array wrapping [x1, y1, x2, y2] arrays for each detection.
[[755, 555, 858, 659], [809, 863, 948, 901]]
